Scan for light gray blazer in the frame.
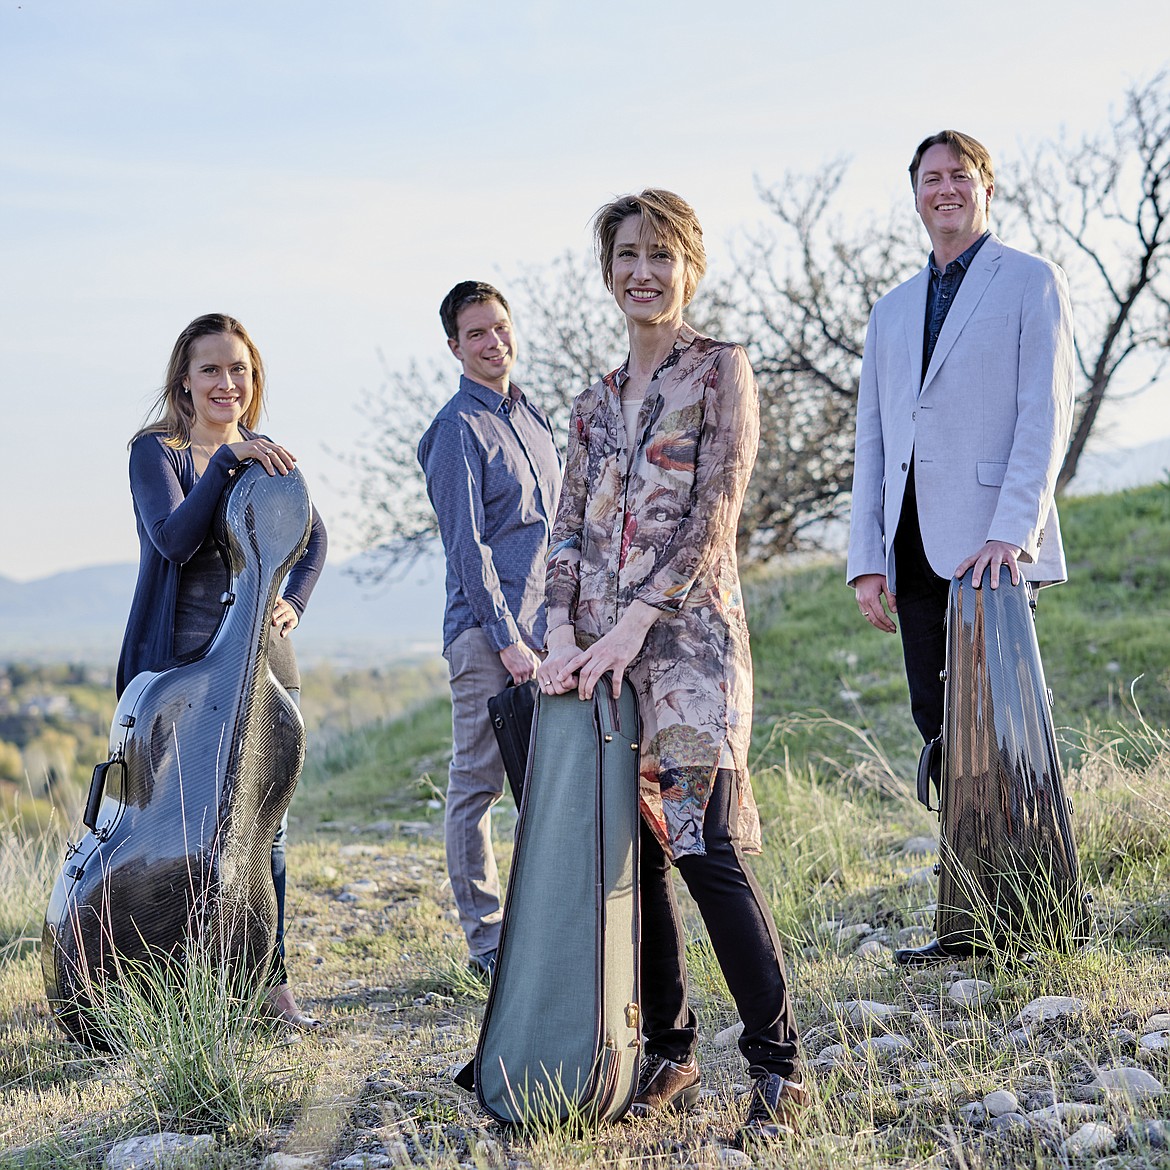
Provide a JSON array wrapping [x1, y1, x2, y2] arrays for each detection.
[[846, 234, 1075, 592]]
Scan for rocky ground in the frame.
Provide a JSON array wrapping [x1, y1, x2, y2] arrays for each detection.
[[77, 822, 1170, 1170]]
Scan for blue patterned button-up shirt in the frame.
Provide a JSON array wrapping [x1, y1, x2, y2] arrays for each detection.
[[418, 375, 562, 653]]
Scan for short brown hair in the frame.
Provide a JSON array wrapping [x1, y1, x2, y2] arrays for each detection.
[[592, 189, 707, 304], [908, 130, 995, 190], [132, 313, 266, 448], [439, 280, 511, 342]]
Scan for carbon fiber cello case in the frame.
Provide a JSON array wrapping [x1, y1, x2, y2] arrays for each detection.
[[41, 461, 312, 1046], [929, 566, 1091, 953], [457, 681, 642, 1126]]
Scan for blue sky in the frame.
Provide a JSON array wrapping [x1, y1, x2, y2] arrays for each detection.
[[2, 0, 1167, 580]]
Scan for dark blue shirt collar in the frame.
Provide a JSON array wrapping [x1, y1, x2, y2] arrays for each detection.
[[928, 230, 990, 278]]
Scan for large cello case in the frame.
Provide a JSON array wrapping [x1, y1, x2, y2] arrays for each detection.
[[929, 567, 1091, 953], [42, 461, 312, 1045], [458, 682, 642, 1126]]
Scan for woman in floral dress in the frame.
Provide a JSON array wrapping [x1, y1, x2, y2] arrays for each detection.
[[536, 190, 804, 1142]]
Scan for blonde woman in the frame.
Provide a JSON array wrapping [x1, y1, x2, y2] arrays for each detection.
[[537, 192, 804, 1142], [118, 313, 326, 1029]]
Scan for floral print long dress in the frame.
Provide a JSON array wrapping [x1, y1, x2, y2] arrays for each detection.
[[545, 325, 762, 860]]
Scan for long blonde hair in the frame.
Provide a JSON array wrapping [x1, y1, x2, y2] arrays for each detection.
[[131, 313, 266, 448]]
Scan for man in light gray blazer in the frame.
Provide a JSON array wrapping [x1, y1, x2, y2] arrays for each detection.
[[847, 130, 1075, 965]]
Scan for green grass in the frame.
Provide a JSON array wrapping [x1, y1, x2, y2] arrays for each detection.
[[747, 483, 1170, 780], [2, 483, 1170, 1165]]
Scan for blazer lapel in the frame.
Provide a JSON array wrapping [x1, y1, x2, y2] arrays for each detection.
[[920, 236, 1003, 395], [902, 266, 930, 391]]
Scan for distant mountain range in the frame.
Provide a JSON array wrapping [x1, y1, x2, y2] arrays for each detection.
[[1064, 434, 1170, 497], [0, 550, 448, 668], [2, 435, 1167, 667]]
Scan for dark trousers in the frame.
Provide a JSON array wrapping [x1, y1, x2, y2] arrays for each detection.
[[892, 468, 950, 745], [639, 768, 801, 1079], [268, 687, 298, 986]]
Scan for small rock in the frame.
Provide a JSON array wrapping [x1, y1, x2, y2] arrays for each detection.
[[901, 836, 937, 856], [1108, 1028, 1140, 1055], [815, 919, 844, 937], [1061, 1121, 1117, 1158], [983, 1089, 1020, 1116], [853, 1033, 913, 1059], [1016, 995, 1085, 1027], [714, 1149, 752, 1167], [988, 1112, 1029, 1134], [1026, 1101, 1101, 1128], [333, 1155, 393, 1170], [811, 1043, 849, 1067], [1122, 1119, 1170, 1149], [906, 865, 935, 886], [834, 923, 873, 945], [856, 939, 890, 962], [948, 978, 993, 1007], [474, 1138, 503, 1162], [365, 820, 396, 833], [1139, 1031, 1170, 1051], [958, 1101, 985, 1126], [1092, 1066, 1164, 1100], [806, 1134, 851, 1152], [840, 1000, 901, 1028], [343, 879, 380, 896], [1007, 1028, 1033, 1049], [106, 1134, 215, 1170], [336, 892, 359, 904], [714, 1021, 744, 1048], [1144, 1012, 1170, 1032], [261, 1157, 318, 1170]]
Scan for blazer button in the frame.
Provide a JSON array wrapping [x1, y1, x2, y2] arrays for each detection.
[[901, 462, 908, 471], [607, 616, 614, 625]]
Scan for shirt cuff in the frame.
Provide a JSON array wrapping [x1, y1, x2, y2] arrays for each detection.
[[482, 613, 522, 653]]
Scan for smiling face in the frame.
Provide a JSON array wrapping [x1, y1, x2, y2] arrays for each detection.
[[914, 143, 993, 260], [611, 214, 690, 329], [448, 298, 516, 395], [183, 332, 254, 437]]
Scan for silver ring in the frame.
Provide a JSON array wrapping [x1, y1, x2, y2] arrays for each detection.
[[863, 611, 870, 616]]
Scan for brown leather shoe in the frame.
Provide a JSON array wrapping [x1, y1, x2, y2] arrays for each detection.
[[738, 1073, 808, 1142], [629, 1053, 701, 1115]]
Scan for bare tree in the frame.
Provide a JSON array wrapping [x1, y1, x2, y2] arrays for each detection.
[[1001, 71, 1170, 490], [719, 164, 922, 559], [347, 76, 1170, 576], [342, 355, 449, 583]]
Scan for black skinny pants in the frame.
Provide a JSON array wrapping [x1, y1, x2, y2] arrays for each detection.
[[892, 468, 950, 744], [639, 768, 801, 1078]]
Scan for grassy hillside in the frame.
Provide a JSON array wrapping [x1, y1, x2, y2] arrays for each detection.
[[3, 484, 1170, 1168], [748, 482, 1170, 782]]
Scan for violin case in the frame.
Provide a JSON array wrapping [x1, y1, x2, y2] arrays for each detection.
[[457, 682, 642, 1126], [41, 461, 312, 1046], [927, 567, 1091, 953]]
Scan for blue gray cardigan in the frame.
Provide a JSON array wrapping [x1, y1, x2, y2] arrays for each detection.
[[116, 431, 327, 697]]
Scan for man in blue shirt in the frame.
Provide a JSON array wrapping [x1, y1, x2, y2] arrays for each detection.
[[418, 281, 562, 979]]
